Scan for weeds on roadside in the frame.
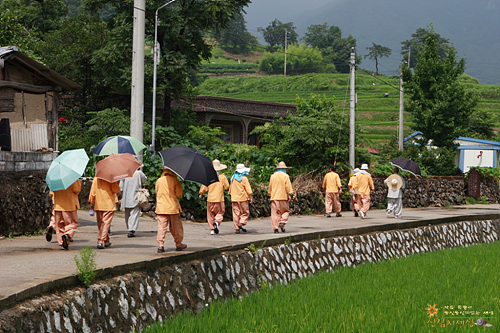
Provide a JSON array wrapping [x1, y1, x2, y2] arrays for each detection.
[[8, 233, 14, 239], [284, 235, 292, 246], [247, 240, 267, 255], [465, 196, 489, 204], [74, 245, 97, 287]]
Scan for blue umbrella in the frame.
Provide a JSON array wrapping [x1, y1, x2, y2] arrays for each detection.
[[92, 135, 146, 156], [45, 149, 89, 191]]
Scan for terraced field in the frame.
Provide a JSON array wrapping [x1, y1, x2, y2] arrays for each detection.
[[196, 72, 500, 149]]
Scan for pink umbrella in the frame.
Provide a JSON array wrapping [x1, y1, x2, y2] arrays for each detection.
[[95, 153, 141, 183]]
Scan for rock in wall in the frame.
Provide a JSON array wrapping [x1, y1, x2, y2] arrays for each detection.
[[1, 219, 498, 333]]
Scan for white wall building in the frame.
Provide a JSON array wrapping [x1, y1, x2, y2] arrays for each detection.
[[404, 131, 500, 173]]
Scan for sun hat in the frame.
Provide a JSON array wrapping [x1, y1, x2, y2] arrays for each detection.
[[212, 159, 227, 171], [275, 161, 290, 169], [352, 168, 360, 174], [235, 163, 250, 173], [361, 163, 369, 170], [387, 174, 402, 191]]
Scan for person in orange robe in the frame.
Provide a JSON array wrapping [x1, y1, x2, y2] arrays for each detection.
[[268, 161, 293, 233], [52, 180, 81, 250], [199, 159, 229, 235], [89, 177, 120, 249], [348, 168, 361, 217], [229, 164, 253, 234], [354, 164, 375, 219], [322, 164, 342, 217], [45, 192, 57, 242], [155, 169, 187, 252]]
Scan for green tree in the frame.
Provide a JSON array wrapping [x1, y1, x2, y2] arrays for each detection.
[[400, 26, 455, 68], [39, 14, 117, 116], [402, 34, 478, 148], [302, 23, 360, 73], [79, 0, 250, 128], [0, 0, 68, 34], [302, 23, 341, 50], [258, 43, 334, 75], [214, 13, 258, 53], [0, 9, 42, 58], [252, 94, 353, 171], [364, 43, 391, 75], [257, 19, 298, 50]]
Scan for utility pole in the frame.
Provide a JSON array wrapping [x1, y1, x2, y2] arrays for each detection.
[[130, 0, 146, 161], [349, 47, 356, 169], [398, 69, 404, 151], [284, 28, 287, 77], [398, 47, 410, 151]]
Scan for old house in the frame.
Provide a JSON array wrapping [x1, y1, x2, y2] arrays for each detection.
[[0, 46, 81, 235], [174, 96, 297, 145], [0, 46, 80, 154]]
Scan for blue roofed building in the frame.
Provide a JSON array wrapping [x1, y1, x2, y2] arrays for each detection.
[[404, 131, 500, 173]]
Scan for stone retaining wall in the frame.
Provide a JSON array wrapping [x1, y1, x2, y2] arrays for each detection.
[[1, 219, 499, 333], [0, 151, 57, 172], [0, 171, 52, 236], [2, 172, 500, 236]]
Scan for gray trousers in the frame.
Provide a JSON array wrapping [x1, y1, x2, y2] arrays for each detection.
[[387, 198, 403, 217], [125, 206, 141, 232]]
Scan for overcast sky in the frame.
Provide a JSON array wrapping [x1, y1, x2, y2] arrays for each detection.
[[244, 0, 336, 34]]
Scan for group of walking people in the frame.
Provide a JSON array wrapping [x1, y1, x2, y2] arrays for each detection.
[[47, 159, 405, 253], [198, 160, 293, 236], [46, 165, 147, 251], [323, 163, 405, 219]]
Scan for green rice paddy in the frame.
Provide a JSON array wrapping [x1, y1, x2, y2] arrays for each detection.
[[143, 241, 500, 333]]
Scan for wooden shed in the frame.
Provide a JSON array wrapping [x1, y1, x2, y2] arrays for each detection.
[[0, 46, 80, 152]]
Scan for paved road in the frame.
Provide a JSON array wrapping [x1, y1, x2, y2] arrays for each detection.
[[1, 204, 499, 300]]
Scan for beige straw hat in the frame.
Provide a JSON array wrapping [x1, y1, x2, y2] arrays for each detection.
[[212, 159, 227, 171], [387, 174, 403, 191], [235, 163, 251, 173], [275, 161, 291, 169]]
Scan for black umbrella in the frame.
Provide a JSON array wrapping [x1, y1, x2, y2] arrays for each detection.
[[390, 157, 421, 177], [159, 146, 219, 186]]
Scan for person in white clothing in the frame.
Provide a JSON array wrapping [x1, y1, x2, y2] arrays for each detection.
[[120, 167, 148, 237], [384, 168, 405, 218]]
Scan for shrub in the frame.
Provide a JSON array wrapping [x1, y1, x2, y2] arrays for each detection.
[[74, 245, 97, 287], [465, 166, 500, 180]]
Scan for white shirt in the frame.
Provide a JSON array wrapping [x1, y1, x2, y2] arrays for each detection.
[[384, 175, 405, 199], [119, 170, 147, 208]]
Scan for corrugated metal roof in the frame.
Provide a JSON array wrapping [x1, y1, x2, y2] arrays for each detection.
[[0, 46, 81, 92]]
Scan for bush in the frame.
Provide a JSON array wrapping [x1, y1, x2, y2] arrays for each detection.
[[74, 245, 97, 287], [258, 44, 334, 75], [465, 167, 500, 180]]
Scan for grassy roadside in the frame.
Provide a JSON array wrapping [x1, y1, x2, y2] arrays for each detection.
[[143, 241, 500, 332]]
